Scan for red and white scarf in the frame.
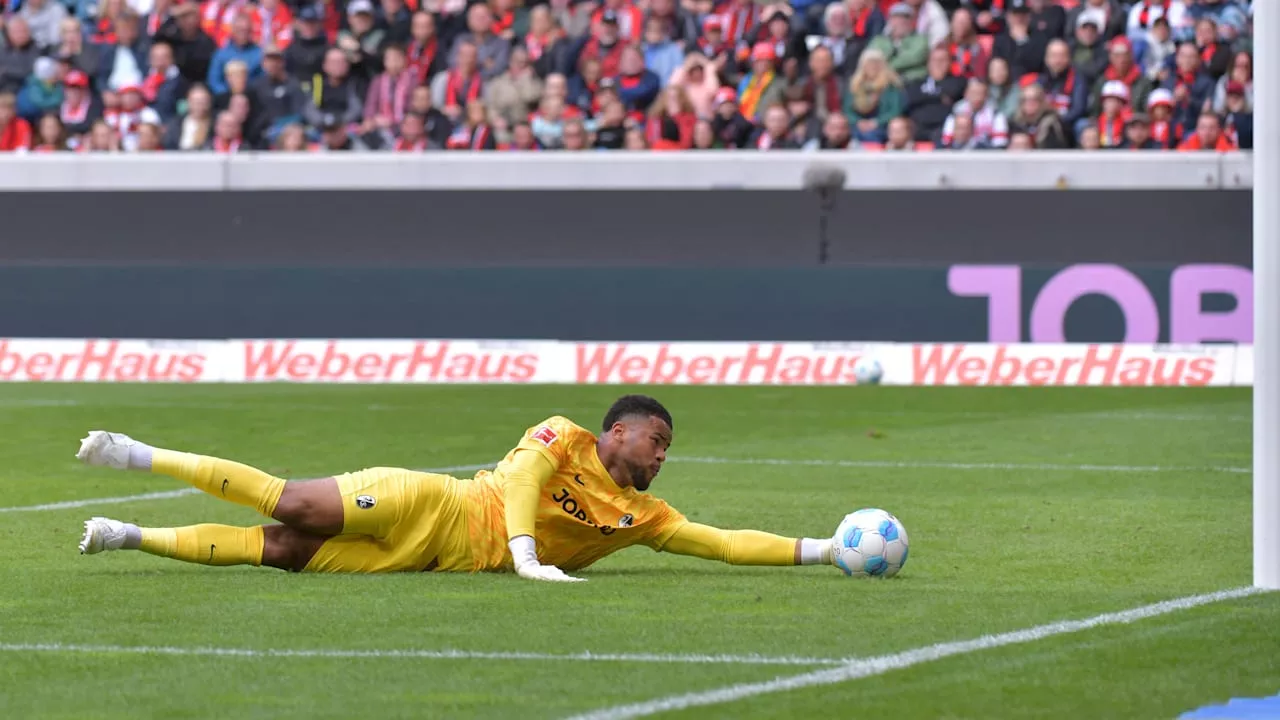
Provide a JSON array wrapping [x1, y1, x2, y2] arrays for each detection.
[[444, 70, 482, 108], [371, 70, 415, 124], [394, 136, 428, 151]]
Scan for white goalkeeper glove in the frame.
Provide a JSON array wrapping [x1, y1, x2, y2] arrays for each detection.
[[509, 535, 586, 583]]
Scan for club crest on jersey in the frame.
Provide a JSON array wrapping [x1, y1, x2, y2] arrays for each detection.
[[356, 495, 377, 509], [618, 514, 634, 528], [531, 426, 558, 447]]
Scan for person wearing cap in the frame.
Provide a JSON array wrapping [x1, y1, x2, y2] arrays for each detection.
[[711, 86, 752, 148], [338, 0, 388, 88], [1087, 36, 1151, 122], [155, 2, 217, 86], [1176, 109, 1234, 152], [110, 83, 162, 151], [991, 0, 1048, 80], [1066, 0, 1126, 43], [251, 44, 306, 142], [283, 5, 329, 82], [208, 12, 264, 97], [1117, 112, 1161, 149], [1144, 86, 1176, 147], [17, 56, 64, 123], [17, 0, 68, 52], [578, 9, 625, 79], [591, 0, 644, 44], [736, 42, 783, 123], [1220, 78, 1252, 149], [867, 3, 928, 83], [1069, 12, 1109, 83], [1096, 78, 1130, 147], [316, 111, 370, 151], [59, 68, 102, 140], [690, 18, 732, 79]]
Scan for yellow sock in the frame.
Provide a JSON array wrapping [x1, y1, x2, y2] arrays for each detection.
[[151, 449, 286, 518], [139, 525, 264, 567]]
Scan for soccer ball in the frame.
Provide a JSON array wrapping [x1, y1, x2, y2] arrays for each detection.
[[853, 357, 884, 385], [832, 508, 909, 578]]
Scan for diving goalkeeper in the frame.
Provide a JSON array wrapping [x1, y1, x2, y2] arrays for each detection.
[[76, 395, 835, 582]]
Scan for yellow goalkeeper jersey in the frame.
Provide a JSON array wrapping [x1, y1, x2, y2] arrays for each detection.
[[464, 416, 687, 572]]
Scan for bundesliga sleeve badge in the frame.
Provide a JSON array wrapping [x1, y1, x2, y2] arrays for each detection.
[[530, 426, 558, 447]]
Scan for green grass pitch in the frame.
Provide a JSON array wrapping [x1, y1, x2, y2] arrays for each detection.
[[0, 383, 1275, 719]]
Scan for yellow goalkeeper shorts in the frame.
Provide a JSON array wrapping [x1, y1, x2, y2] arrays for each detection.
[[303, 467, 473, 573]]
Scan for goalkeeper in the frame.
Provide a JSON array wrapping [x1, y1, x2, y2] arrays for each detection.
[[76, 395, 835, 582]]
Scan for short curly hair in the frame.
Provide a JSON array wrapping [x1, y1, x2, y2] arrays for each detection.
[[602, 395, 673, 432]]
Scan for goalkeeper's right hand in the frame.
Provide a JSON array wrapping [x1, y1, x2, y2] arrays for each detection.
[[509, 536, 586, 583]]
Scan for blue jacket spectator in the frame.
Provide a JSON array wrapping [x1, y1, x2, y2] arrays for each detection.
[[207, 15, 264, 96], [641, 25, 684, 88], [615, 47, 660, 114]]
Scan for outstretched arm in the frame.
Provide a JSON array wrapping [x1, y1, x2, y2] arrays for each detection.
[[660, 522, 833, 567]]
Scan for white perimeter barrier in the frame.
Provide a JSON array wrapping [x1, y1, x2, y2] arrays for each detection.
[[0, 339, 1252, 386]]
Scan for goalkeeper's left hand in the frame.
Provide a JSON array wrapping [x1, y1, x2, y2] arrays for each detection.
[[509, 536, 586, 583]]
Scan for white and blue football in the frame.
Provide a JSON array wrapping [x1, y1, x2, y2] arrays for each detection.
[[853, 357, 884, 385], [832, 508, 909, 578]]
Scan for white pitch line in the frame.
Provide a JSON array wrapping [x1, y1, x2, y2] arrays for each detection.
[[670, 456, 1250, 475], [567, 586, 1269, 720], [0, 642, 842, 667], [0, 463, 493, 514]]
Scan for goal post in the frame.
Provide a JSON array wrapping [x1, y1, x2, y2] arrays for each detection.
[[1255, 0, 1279, 590]]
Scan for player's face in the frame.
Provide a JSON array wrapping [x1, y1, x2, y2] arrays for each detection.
[[612, 416, 672, 492]]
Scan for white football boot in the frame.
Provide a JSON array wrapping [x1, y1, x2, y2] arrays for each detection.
[[76, 431, 137, 470], [79, 516, 130, 554]]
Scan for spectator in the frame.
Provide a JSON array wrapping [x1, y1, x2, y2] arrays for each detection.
[[942, 77, 1008, 148], [389, 111, 428, 151], [484, 45, 543, 132], [505, 120, 540, 150], [1077, 125, 1101, 149], [1007, 129, 1034, 149], [109, 84, 160, 150], [750, 103, 798, 150], [164, 82, 213, 149], [250, 0, 294, 55], [690, 18, 733, 82], [530, 93, 572, 147], [613, 45, 659, 117], [808, 111, 854, 149], [380, 0, 413, 44], [1089, 37, 1151, 120], [801, 3, 860, 78], [1193, 17, 1230, 79], [1037, 39, 1088, 134], [213, 59, 251, 112], [844, 47, 902, 144], [1011, 82, 1067, 148], [966, 0, 1007, 36], [644, 0, 697, 48], [641, 17, 682, 87], [714, 0, 756, 49], [560, 117, 589, 150], [1220, 79, 1252, 150], [19, 0, 68, 51], [250, 46, 304, 140], [623, 125, 647, 149], [986, 56, 1021, 118], [904, 46, 965, 142], [525, 7, 571, 78], [737, 43, 783, 123], [1127, 0, 1187, 43], [91, 0, 127, 45], [1162, 41, 1213, 132], [747, 5, 797, 69], [101, 12, 150, 92], [362, 44, 417, 136], [405, 84, 451, 148], [593, 98, 627, 148], [579, 10, 625, 79], [592, 0, 644, 44], [905, 0, 949, 48], [338, 0, 387, 84], [646, 83, 695, 148], [710, 87, 752, 148], [55, 19, 101, 80], [801, 47, 843, 125], [1069, 14, 1109, 84], [59, 69, 101, 140], [1211, 50, 1251, 113], [273, 122, 307, 150], [207, 13, 262, 97], [0, 92, 33, 150], [83, 118, 120, 151], [1025, 0, 1066, 40], [136, 121, 164, 151], [1096, 79, 1130, 147], [304, 48, 364, 131], [1146, 87, 1177, 147], [282, 6, 327, 82], [449, 3, 508, 80], [317, 113, 370, 151], [488, 0, 519, 44], [445, 98, 495, 149], [209, 109, 243, 151], [17, 56, 63, 123], [667, 53, 719, 119], [691, 117, 720, 150], [881, 115, 920, 150], [405, 12, 444, 85], [782, 85, 820, 146], [1, 18, 41, 95], [1066, 0, 1126, 42], [1176, 110, 1233, 151], [944, 8, 989, 80], [566, 63, 603, 114], [869, 3, 928, 83], [553, 0, 596, 46], [142, 42, 186, 122], [992, 0, 1047, 79], [1117, 112, 1161, 149], [1138, 15, 1175, 81], [940, 112, 981, 149], [156, 1, 216, 86], [32, 112, 68, 151], [848, 0, 889, 63], [433, 39, 482, 123]]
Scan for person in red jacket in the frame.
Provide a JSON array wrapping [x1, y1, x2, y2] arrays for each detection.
[[1177, 111, 1235, 152], [0, 93, 33, 151], [579, 11, 626, 79]]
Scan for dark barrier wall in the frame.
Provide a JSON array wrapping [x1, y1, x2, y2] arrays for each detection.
[[0, 190, 1250, 342]]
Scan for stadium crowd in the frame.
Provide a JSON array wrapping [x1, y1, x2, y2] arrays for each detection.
[[0, 0, 1255, 151]]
